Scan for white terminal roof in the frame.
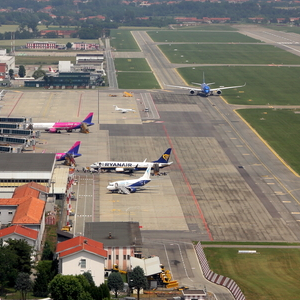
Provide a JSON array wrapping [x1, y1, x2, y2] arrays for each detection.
[[51, 166, 70, 194], [130, 256, 161, 276]]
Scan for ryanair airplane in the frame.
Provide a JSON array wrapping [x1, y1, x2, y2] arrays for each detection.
[[90, 148, 172, 173]]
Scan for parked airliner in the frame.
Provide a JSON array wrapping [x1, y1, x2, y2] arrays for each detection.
[[165, 73, 246, 96], [90, 148, 172, 173], [113, 105, 135, 113], [56, 141, 82, 161], [29, 113, 94, 133], [107, 165, 151, 194]]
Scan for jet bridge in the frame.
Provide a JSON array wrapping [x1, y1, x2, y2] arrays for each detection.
[[0, 128, 40, 138], [0, 145, 22, 153], [0, 136, 36, 149], [0, 123, 23, 129], [0, 117, 31, 123]]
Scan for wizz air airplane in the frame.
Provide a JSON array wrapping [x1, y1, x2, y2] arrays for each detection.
[[113, 105, 135, 113], [107, 165, 151, 194], [55, 141, 82, 161], [165, 73, 246, 97], [30, 113, 94, 133], [90, 148, 173, 173]]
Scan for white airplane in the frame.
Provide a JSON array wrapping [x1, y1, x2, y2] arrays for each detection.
[[113, 105, 135, 113], [107, 165, 151, 194], [165, 73, 246, 97], [0, 90, 6, 100], [90, 148, 172, 173]]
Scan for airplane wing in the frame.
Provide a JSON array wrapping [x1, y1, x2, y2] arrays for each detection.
[[210, 83, 246, 92], [164, 84, 202, 91]]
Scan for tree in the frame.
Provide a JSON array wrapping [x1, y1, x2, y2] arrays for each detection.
[[32, 269, 49, 297], [9, 69, 14, 79], [18, 65, 26, 78], [41, 241, 54, 260], [32, 69, 46, 80], [100, 282, 110, 299], [128, 266, 147, 300], [66, 42, 72, 49], [15, 272, 32, 300], [49, 274, 93, 300], [82, 272, 95, 287], [107, 272, 124, 298]]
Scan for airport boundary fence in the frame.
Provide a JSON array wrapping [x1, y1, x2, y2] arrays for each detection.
[[195, 242, 246, 300]]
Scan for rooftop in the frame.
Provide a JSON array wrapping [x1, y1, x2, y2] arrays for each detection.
[[0, 225, 38, 240], [84, 222, 142, 247]]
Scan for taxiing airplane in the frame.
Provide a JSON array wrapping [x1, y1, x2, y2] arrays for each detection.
[[29, 113, 94, 133], [113, 105, 135, 113], [55, 141, 82, 161], [165, 73, 246, 97], [107, 165, 151, 194], [90, 148, 173, 173]]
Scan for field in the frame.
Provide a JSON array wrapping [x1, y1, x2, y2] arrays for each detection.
[[110, 29, 140, 52], [15, 56, 76, 65], [159, 43, 300, 64], [237, 109, 300, 175], [177, 66, 300, 105], [147, 30, 261, 43], [177, 24, 237, 31], [204, 247, 300, 300], [114, 58, 151, 71], [117, 72, 160, 89], [0, 24, 77, 33]]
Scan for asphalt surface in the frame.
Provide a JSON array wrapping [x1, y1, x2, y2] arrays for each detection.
[[3, 25, 300, 300]]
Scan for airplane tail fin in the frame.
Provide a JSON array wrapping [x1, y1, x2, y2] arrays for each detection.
[[82, 113, 94, 125], [113, 105, 118, 110], [153, 148, 172, 163], [67, 141, 81, 155], [141, 165, 151, 181]]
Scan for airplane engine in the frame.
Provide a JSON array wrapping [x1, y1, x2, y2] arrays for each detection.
[[128, 187, 136, 193], [189, 90, 196, 95], [49, 128, 58, 133], [216, 90, 222, 95], [116, 168, 124, 172]]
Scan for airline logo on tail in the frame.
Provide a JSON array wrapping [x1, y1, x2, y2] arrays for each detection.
[[56, 141, 82, 161]]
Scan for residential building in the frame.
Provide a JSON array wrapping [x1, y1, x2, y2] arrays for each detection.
[[56, 236, 107, 285]]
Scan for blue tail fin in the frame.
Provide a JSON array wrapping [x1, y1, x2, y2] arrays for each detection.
[[153, 148, 172, 163], [83, 113, 94, 125], [67, 141, 81, 155]]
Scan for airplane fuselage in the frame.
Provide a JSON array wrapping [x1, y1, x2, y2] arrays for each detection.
[[91, 161, 172, 171]]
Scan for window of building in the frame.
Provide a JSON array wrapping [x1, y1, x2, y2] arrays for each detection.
[[123, 255, 126, 260], [116, 255, 119, 260], [108, 255, 111, 260], [127, 255, 130, 260], [80, 259, 86, 268], [8, 211, 13, 215]]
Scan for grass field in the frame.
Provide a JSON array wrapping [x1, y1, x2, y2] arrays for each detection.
[[159, 43, 300, 64], [114, 58, 151, 71], [0, 24, 77, 33], [15, 56, 76, 65], [177, 66, 300, 105], [177, 24, 237, 31], [237, 109, 300, 175], [110, 30, 140, 52], [147, 30, 261, 43], [204, 247, 300, 300], [117, 72, 160, 89]]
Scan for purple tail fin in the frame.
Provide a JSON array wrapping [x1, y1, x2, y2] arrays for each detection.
[[67, 141, 81, 155], [83, 113, 94, 125]]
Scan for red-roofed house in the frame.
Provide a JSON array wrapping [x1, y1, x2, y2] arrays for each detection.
[[0, 225, 39, 249], [56, 236, 107, 285], [0, 182, 47, 250]]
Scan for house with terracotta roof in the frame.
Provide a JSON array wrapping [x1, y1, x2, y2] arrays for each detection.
[[56, 236, 107, 285], [0, 225, 39, 250], [0, 182, 47, 250]]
